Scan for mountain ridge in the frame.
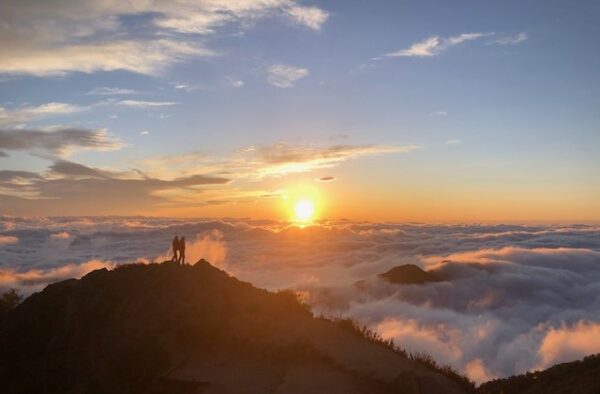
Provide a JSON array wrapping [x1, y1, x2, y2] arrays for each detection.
[[0, 260, 471, 394]]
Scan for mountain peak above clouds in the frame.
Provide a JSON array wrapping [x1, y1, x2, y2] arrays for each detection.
[[379, 264, 441, 285], [0, 260, 470, 393]]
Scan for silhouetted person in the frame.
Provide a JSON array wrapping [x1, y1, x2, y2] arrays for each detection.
[[172, 236, 179, 262], [178, 236, 186, 264]]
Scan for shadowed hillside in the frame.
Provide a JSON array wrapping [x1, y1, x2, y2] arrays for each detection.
[[0, 260, 472, 394], [478, 354, 600, 394]]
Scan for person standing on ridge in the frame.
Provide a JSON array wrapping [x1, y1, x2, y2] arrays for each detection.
[[179, 236, 186, 264], [171, 236, 180, 262]]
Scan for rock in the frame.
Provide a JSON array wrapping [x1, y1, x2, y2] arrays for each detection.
[[379, 264, 440, 285]]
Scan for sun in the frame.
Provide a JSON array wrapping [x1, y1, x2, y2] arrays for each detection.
[[294, 199, 315, 222]]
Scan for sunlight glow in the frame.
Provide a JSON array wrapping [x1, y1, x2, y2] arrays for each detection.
[[294, 199, 315, 222]]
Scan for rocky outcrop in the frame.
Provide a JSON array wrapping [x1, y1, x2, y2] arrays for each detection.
[[379, 264, 440, 285]]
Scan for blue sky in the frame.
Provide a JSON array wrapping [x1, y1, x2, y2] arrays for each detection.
[[0, 0, 598, 221]]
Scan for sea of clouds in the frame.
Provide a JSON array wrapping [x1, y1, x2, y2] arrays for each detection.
[[1, 216, 600, 384]]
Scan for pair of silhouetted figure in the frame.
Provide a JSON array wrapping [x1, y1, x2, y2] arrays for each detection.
[[171, 236, 186, 264]]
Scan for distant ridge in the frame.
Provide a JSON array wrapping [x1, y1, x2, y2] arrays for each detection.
[[379, 264, 440, 285], [0, 260, 470, 394]]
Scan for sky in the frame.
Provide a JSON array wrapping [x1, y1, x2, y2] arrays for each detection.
[[0, 0, 599, 222]]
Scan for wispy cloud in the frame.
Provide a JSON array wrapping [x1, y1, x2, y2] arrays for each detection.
[[0, 39, 212, 77], [0, 1, 329, 77], [141, 141, 418, 181], [239, 142, 417, 178], [87, 87, 138, 96], [285, 6, 329, 31], [493, 32, 528, 45], [430, 111, 448, 117], [0, 159, 231, 214], [267, 64, 309, 88], [446, 139, 461, 145], [172, 82, 205, 92], [0, 139, 416, 213], [0, 127, 122, 156], [117, 100, 177, 108], [226, 77, 244, 88], [386, 33, 490, 58], [0, 103, 86, 127], [253, 143, 415, 177]]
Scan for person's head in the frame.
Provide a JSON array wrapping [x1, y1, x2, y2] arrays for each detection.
[[174, 236, 179, 241]]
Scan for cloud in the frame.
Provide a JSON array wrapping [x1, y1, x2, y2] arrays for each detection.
[[250, 142, 417, 177], [537, 321, 600, 369], [0, 170, 42, 182], [0, 127, 122, 156], [117, 100, 177, 108], [141, 142, 417, 181], [2, 217, 600, 385], [493, 32, 528, 45], [0, 235, 18, 245], [226, 77, 244, 88], [0, 159, 231, 215], [0, 1, 328, 76], [316, 176, 335, 182], [0, 103, 86, 127], [285, 6, 329, 31], [430, 111, 448, 116], [465, 359, 496, 383], [49, 160, 110, 178], [49, 231, 71, 240], [1, 136, 413, 215], [173, 83, 204, 92], [140, 130, 150, 136], [0, 260, 115, 294], [0, 39, 213, 77], [386, 33, 489, 57], [267, 64, 309, 88], [446, 139, 461, 145], [87, 87, 138, 96]]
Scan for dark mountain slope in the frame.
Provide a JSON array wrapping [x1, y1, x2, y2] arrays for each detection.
[[478, 354, 600, 394], [0, 261, 470, 394]]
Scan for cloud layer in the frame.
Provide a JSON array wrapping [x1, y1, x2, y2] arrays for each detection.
[[1, 218, 599, 384]]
